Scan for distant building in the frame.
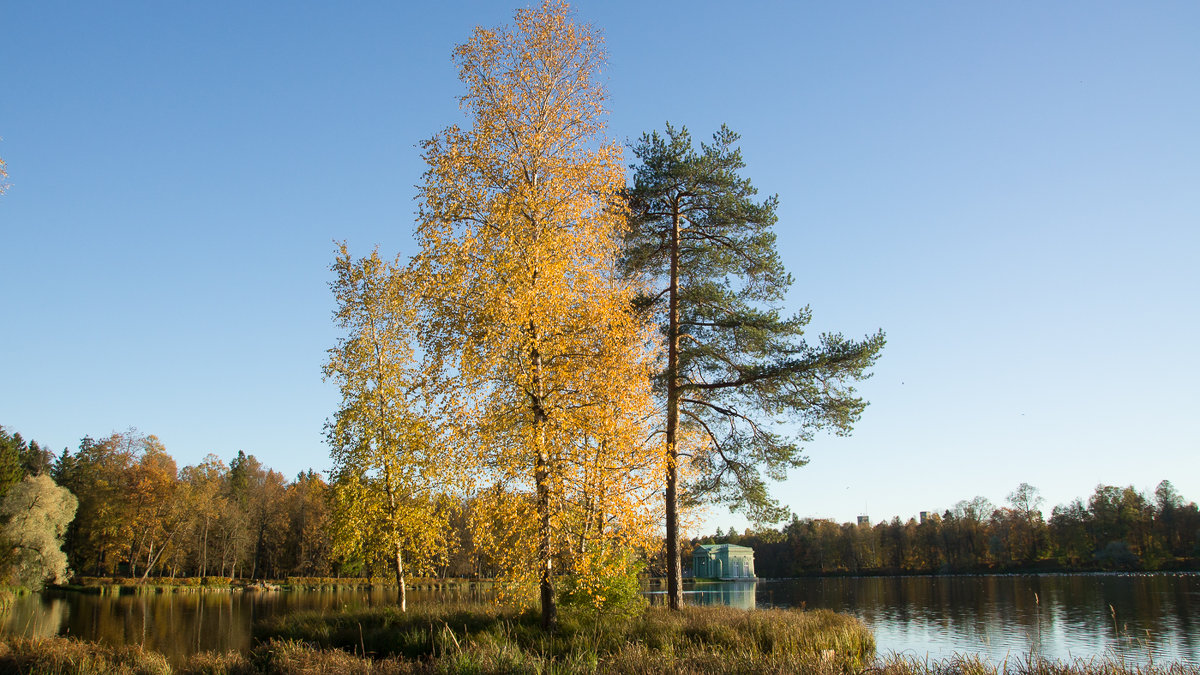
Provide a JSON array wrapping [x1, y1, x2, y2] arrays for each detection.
[[692, 543, 756, 579], [857, 515, 870, 526], [920, 511, 929, 523]]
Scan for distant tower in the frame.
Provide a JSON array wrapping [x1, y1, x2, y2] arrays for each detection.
[[920, 511, 929, 523], [857, 515, 870, 526]]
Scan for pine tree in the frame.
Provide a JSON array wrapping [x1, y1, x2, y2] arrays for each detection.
[[624, 123, 885, 609]]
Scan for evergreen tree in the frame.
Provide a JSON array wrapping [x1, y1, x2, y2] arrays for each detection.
[[624, 123, 885, 608], [0, 427, 28, 502]]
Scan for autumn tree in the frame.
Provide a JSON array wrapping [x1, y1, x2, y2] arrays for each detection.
[[225, 450, 290, 579], [998, 482, 1047, 565], [54, 431, 145, 575], [281, 470, 333, 577], [125, 437, 183, 579], [325, 246, 457, 610], [0, 474, 78, 589], [415, 1, 661, 629], [178, 455, 228, 578], [623, 123, 886, 608]]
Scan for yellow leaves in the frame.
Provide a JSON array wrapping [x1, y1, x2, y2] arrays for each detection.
[[410, 2, 666, 612], [326, 245, 463, 587]]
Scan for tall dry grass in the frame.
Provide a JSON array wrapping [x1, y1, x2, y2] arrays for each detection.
[[3, 606, 1197, 674]]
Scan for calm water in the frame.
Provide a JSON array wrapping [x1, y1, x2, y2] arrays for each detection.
[[3, 574, 1197, 665], [682, 574, 1199, 665], [1, 585, 490, 665]]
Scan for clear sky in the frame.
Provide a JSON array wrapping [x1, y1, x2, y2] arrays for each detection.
[[2, 1, 1197, 534]]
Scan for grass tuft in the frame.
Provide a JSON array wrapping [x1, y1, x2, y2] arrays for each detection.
[[0, 636, 172, 675]]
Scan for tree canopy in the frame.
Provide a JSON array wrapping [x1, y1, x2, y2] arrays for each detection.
[[623, 123, 885, 608], [413, 0, 663, 629], [0, 474, 77, 589], [325, 245, 457, 610]]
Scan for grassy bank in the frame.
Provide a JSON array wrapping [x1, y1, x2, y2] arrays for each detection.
[[0, 604, 873, 673], [1, 604, 1196, 674], [3, 636, 1198, 674], [256, 602, 875, 672]]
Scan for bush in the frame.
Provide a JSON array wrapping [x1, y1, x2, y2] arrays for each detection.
[[557, 554, 648, 623]]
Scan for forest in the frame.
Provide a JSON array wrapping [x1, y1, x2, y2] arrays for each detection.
[[2, 425, 1194, 590]]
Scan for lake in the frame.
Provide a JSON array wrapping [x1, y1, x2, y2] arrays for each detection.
[[683, 574, 1200, 664], [3, 574, 1197, 666]]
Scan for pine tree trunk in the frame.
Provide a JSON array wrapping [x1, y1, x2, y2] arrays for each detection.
[[665, 206, 683, 610]]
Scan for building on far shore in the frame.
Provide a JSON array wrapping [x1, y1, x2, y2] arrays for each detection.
[[691, 543, 756, 579]]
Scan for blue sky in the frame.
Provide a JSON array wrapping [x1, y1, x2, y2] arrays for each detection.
[[2, 2, 1197, 532]]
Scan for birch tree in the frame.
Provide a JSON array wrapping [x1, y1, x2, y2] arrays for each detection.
[[325, 245, 454, 610], [415, 1, 662, 630]]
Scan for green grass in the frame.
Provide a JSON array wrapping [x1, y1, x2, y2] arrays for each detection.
[[3, 605, 1197, 674], [256, 601, 876, 672]]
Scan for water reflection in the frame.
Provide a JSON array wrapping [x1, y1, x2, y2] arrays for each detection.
[[2, 596, 67, 638], [756, 574, 1200, 665], [685, 581, 757, 609], [1, 584, 493, 665], [1, 575, 1196, 666]]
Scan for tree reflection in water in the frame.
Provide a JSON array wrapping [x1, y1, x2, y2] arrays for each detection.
[[0, 575, 1196, 666]]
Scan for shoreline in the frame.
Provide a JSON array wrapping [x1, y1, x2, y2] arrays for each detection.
[[22, 568, 1198, 597], [2, 603, 1197, 674]]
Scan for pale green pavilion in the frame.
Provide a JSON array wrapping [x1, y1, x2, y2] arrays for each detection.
[[691, 543, 756, 579]]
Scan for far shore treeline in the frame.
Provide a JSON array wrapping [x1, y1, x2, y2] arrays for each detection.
[[1, 425, 1194, 586], [696, 481, 1200, 576]]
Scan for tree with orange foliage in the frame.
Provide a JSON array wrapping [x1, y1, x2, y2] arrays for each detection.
[[414, 1, 661, 630]]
